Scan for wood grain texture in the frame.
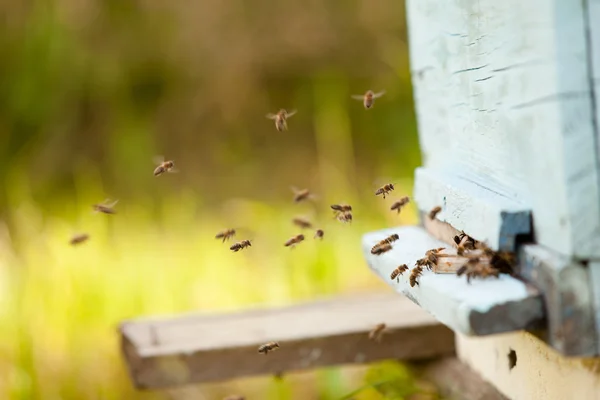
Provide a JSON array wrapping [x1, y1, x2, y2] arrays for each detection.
[[518, 244, 597, 356], [407, 0, 600, 259], [414, 167, 531, 252], [414, 358, 508, 400], [362, 226, 545, 336], [119, 292, 455, 389]]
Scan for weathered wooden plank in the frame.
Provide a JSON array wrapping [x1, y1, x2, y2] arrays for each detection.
[[362, 226, 545, 336], [517, 245, 597, 356], [414, 357, 508, 400], [413, 167, 531, 252], [456, 332, 600, 400], [119, 292, 455, 390], [590, 262, 600, 353], [407, 0, 600, 259]]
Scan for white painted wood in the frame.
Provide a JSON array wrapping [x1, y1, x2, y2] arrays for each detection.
[[456, 332, 600, 400], [414, 167, 531, 251], [586, 0, 600, 161], [407, 0, 600, 259], [362, 226, 544, 335]]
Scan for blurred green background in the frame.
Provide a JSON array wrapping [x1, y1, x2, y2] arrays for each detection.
[[0, 0, 424, 399]]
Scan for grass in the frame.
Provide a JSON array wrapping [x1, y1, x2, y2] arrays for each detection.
[[0, 169, 421, 400]]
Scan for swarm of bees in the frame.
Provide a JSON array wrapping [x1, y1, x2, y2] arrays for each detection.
[[258, 342, 280, 355]]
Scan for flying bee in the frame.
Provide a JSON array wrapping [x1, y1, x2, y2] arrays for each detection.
[[375, 183, 395, 199], [331, 204, 352, 213], [292, 217, 313, 229], [371, 242, 392, 255], [336, 211, 353, 223], [92, 199, 118, 214], [69, 233, 90, 246], [371, 234, 399, 253], [291, 186, 315, 203], [258, 342, 280, 355], [284, 234, 305, 248], [266, 109, 297, 131], [314, 229, 324, 240], [153, 156, 177, 177], [428, 205, 442, 220], [215, 229, 236, 243], [410, 266, 424, 287], [368, 323, 386, 342], [230, 239, 252, 252], [390, 196, 410, 214], [390, 264, 408, 282], [351, 89, 386, 109]]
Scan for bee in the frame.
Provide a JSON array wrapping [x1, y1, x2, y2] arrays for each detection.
[[371, 242, 392, 255], [153, 156, 177, 176], [390, 264, 408, 282], [410, 266, 424, 287], [314, 229, 324, 240], [425, 247, 446, 266], [291, 186, 315, 203], [490, 250, 516, 275], [351, 90, 386, 109], [375, 183, 395, 199], [368, 323, 386, 342], [390, 196, 410, 214], [266, 109, 297, 131], [230, 240, 252, 252], [292, 217, 313, 229], [428, 205, 442, 220], [284, 234, 305, 248], [336, 211, 353, 223], [215, 229, 236, 243], [69, 233, 90, 246], [92, 199, 118, 214], [258, 342, 280, 355], [457, 258, 500, 283], [331, 204, 352, 213], [371, 234, 399, 253]]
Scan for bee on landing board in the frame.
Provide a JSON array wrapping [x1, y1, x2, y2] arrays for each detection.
[[292, 217, 313, 229], [410, 266, 424, 287], [258, 342, 280, 355], [215, 229, 236, 243], [92, 199, 118, 214], [368, 323, 386, 342], [428, 205, 442, 220], [390, 196, 410, 214], [153, 156, 177, 177], [351, 90, 386, 109], [375, 183, 395, 199], [230, 240, 252, 252], [69, 233, 90, 246], [266, 109, 297, 131], [284, 234, 305, 248], [390, 264, 408, 282], [314, 229, 324, 240]]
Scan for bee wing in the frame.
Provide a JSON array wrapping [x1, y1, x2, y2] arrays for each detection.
[[167, 168, 179, 174], [289, 185, 300, 194], [266, 113, 278, 120], [153, 155, 165, 165], [351, 95, 364, 100], [285, 110, 297, 118], [104, 199, 119, 208], [372, 90, 386, 98]]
